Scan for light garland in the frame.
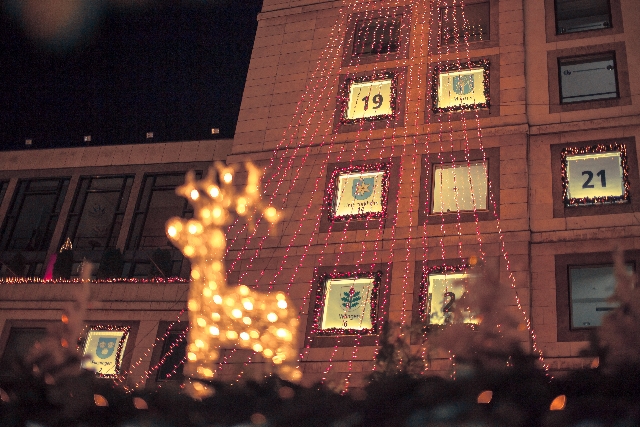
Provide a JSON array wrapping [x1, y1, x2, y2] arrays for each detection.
[[0, 277, 189, 284]]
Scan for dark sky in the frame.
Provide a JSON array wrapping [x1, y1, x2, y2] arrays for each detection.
[[0, 0, 262, 150]]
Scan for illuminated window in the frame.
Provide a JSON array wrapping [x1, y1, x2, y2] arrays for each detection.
[[330, 166, 389, 220], [431, 161, 488, 214], [434, 61, 489, 113], [156, 330, 187, 381], [559, 53, 618, 104], [439, 1, 490, 45], [315, 273, 381, 334], [63, 175, 134, 250], [569, 264, 631, 328], [352, 17, 401, 56], [81, 326, 130, 378], [562, 144, 629, 206], [342, 74, 396, 123], [420, 269, 477, 326], [555, 0, 611, 34]]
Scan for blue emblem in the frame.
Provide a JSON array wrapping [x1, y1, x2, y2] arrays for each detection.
[[96, 337, 117, 359], [351, 177, 374, 200], [452, 74, 474, 95]]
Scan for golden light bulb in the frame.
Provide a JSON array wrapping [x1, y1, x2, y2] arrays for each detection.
[[191, 269, 200, 280], [243, 317, 252, 325], [240, 332, 250, 341], [267, 312, 278, 322], [167, 225, 177, 237], [223, 172, 233, 183], [187, 352, 197, 361], [264, 206, 277, 221], [231, 309, 242, 318], [226, 330, 238, 340], [203, 288, 212, 297], [212, 207, 222, 218], [249, 330, 259, 339], [277, 300, 287, 309], [195, 339, 204, 348], [208, 185, 220, 198], [196, 318, 206, 327], [213, 295, 222, 304], [263, 349, 273, 358], [188, 223, 198, 234], [239, 285, 250, 296], [253, 343, 263, 352], [184, 246, 195, 257], [209, 326, 219, 336], [211, 312, 221, 321], [243, 300, 254, 310], [190, 189, 200, 200]]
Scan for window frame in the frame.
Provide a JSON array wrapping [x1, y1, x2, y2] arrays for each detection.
[[547, 42, 630, 113], [427, 55, 500, 121], [545, 0, 623, 43], [420, 148, 500, 225], [304, 263, 391, 348], [79, 322, 139, 379], [0, 320, 53, 377], [334, 68, 407, 134], [429, 0, 498, 53], [320, 157, 400, 233], [147, 321, 188, 385], [559, 53, 619, 105], [555, 251, 639, 342], [341, 6, 411, 67], [551, 137, 640, 218]]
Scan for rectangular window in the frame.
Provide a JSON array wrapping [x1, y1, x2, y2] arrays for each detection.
[[559, 53, 618, 104], [329, 165, 389, 221], [555, 0, 611, 34], [434, 61, 489, 113], [562, 143, 629, 206], [0, 327, 47, 376], [569, 264, 630, 328], [439, 1, 490, 45], [156, 330, 187, 381], [319, 276, 376, 331], [63, 175, 134, 250], [352, 17, 401, 56], [420, 269, 478, 326], [432, 161, 488, 214], [346, 79, 394, 121], [81, 326, 130, 378], [0, 181, 8, 206], [0, 178, 69, 251]]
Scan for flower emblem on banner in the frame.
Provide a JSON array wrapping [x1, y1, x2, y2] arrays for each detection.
[[352, 177, 374, 200], [453, 74, 474, 95], [341, 287, 362, 312], [96, 337, 117, 359]]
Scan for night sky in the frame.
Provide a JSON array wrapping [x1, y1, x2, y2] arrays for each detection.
[[0, 0, 263, 150]]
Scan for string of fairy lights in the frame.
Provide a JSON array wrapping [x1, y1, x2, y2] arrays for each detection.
[[11, 0, 557, 388]]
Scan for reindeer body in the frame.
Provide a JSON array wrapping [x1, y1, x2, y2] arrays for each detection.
[[166, 163, 300, 398]]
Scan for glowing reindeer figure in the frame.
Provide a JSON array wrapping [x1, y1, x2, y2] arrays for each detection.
[[166, 162, 301, 398]]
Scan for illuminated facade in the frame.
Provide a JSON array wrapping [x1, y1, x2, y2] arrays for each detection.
[[1, 0, 640, 388]]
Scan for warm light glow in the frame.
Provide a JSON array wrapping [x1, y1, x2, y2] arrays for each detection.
[[267, 313, 278, 322], [277, 300, 287, 309], [477, 390, 493, 404], [550, 395, 567, 410], [223, 172, 233, 183], [209, 185, 220, 198], [190, 189, 200, 200], [209, 326, 219, 336], [167, 226, 177, 237]]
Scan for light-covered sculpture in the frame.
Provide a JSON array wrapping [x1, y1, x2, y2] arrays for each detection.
[[166, 162, 300, 398]]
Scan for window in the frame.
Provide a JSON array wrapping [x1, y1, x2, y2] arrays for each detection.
[[439, 1, 490, 45], [63, 175, 134, 250], [0, 178, 69, 252], [125, 173, 198, 278], [352, 17, 401, 56], [547, 43, 630, 113], [569, 264, 631, 329], [335, 68, 407, 133], [420, 148, 499, 225], [555, 0, 612, 34], [555, 251, 640, 341], [342, 7, 410, 66], [431, 161, 488, 214], [0, 181, 8, 206], [559, 53, 618, 104], [156, 329, 187, 381], [81, 326, 130, 378], [0, 327, 47, 376], [433, 61, 489, 113], [328, 164, 390, 221], [305, 264, 391, 347], [562, 143, 629, 206], [551, 138, 640, 218], [418, 267, 478, 326]]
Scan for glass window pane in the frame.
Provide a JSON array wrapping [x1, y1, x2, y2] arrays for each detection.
[[560, 55, 617, 103], [565, 151, 624, 200], [320, 277, 375, 331], [440, 1, 490, 45], [138, 190, 185, 249], [556, 0, 611, 34], [9, 193, 57, 250], [437, 67, 487, 110], [74, 191, 121, 250], [333, 170, 386, 218], [157, 330, 187, 381], [569, 264, 632, 328], [353, 17, 400, 56], [432, 161, 488, 213], [0, 327, 48, 374], [346, 79, 394, 120], [89, 177, 126, 191], [154, 174, 185, 188], [426, 273, 477, 325]]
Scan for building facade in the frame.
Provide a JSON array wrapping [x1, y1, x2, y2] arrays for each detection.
[[1, 0, 639, 389]]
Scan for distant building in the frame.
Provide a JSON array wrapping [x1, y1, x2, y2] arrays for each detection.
[[1, 0, 639, 388]]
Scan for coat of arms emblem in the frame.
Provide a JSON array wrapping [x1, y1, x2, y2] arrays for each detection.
[[452, 74, 474, 95], [96, 337, 117, 359], [351, 177, 374, 200]]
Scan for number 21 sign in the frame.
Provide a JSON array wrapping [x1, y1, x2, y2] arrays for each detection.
[[563, 144, 629, 205]]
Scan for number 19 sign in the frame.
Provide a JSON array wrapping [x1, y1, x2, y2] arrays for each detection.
[[345, 78, 394, 120], [565, 151, 625, 201]]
